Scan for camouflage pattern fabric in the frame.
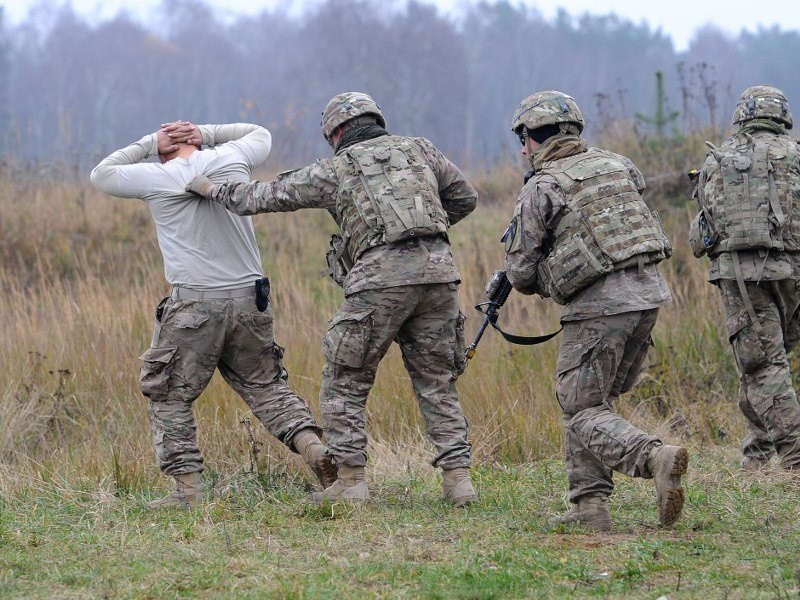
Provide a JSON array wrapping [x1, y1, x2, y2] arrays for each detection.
[[332, 135, 449, 262], [504, 135, 672, 503], [731, 85, 793, 129], [319, 283, 471, 469], [696, 128, 800, 255], [694, 117, 800, 468], [208, 136, 477, 297], [504, 137, 672, 321], [716, 279, 800, 468], [539, 147, 671, 303], [556, 310, 662, 501], [708, 249, 800, 281], [140, 294, 321, 475], [205, 134, 477, 470], [511, 90, 585, 135], [321, 92, 385, 141]]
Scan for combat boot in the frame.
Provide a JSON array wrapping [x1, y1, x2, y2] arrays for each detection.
[[551, 496, 612, 532], [442, 467, 478, 507], [147, 472, 203, 509], [294, 429, 338, 488], [309, 465, 369, 503], [647, 444, 688, 526]]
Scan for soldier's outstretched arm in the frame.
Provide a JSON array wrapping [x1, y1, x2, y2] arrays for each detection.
[[187, 158, 338, 216]]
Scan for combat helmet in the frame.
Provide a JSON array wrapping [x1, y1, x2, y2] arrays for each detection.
[[511, 91, 585, 136], [321, 92, 386, 143], [732, 85, 793, 129]]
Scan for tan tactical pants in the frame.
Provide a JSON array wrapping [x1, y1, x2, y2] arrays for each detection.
[[718, 279, 800, 468], [556, 309, 661, 502], [139, 291, 321, 475], [319, 282, 472, 469]]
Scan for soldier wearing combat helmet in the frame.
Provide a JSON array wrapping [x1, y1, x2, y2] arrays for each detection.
[[186, 92, 479, 506], [502, 90, 688, 531], [690, 84, 800, 471]]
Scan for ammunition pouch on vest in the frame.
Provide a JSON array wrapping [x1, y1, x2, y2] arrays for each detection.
[[688, 207, 719, 258], [701, 132, 800, 255], [536, 148, 672, 304], [332, 136, 449, 261]]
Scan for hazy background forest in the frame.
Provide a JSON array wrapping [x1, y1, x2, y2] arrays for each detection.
[[1, 0, 800, 170]]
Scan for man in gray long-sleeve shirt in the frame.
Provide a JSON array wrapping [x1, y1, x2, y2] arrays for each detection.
[[186, 92, 479, 506], [90, 122, 335, 509]]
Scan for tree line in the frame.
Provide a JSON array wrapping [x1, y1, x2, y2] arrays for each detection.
[[1, 0, 799, 171]]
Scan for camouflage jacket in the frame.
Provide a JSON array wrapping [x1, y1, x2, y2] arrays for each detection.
[[209, 136, 477, 296], [504, 137, 672, 321]]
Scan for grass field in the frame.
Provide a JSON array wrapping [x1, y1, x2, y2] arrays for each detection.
[[2, 449, 798, 597], [0, 156, 798, 597]]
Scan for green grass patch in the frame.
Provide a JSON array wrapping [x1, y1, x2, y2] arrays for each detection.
[[1, 448, 798, 598]]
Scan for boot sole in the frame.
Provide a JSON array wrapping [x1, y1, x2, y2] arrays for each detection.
[[657, 446, 688, 526], [308, 494, 370, 504], [551, 518, 613, 533], [308, 484, 370, 504], [447, 493, 478, 508]]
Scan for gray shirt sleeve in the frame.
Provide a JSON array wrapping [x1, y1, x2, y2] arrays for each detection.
[[89, 133, 159, 198], [199, 124, 272, 171]]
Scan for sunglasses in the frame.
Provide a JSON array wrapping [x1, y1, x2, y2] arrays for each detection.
[[516, 129, 527, 146]]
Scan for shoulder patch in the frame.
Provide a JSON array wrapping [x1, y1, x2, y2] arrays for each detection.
[[502, 215, 522, 253]]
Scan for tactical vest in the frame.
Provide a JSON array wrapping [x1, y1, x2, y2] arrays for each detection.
[[536, 148, 672, 304], [700, 132, 800, 255], [332, 135, 449, 261]]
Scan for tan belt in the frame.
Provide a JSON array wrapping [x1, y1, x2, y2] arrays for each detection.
[[171, 284, 255, 300]]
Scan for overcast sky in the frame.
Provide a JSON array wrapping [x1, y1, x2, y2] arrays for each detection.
[[4, 0, 799, 51]]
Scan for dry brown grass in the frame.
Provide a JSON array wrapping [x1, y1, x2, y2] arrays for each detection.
[[0, 154, 745, 493]]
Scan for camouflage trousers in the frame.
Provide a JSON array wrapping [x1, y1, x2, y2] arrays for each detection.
[[556, 309, 661, 502], [717, 279, 800, 468], [320, 282, 472, 469], [139, 290, 321, 476]]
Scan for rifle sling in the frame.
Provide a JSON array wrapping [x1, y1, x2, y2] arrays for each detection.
[[488, 320, 562, 345]]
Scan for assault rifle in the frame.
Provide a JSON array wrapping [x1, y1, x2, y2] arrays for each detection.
[[464, 270, 561, 361]]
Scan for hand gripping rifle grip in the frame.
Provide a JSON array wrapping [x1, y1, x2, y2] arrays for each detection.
[[489, 272, 513, 308]]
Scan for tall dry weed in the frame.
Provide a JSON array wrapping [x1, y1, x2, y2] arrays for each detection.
[[0, 146, 750, 489]]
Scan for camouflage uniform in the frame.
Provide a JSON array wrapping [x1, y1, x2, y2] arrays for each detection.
[[142, 294, 321, 475], [505, 92, 674, 505], [692, 85, 800, 469], [203, 132, 477, 470]]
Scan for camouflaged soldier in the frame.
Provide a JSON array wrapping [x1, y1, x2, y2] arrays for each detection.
[[90, 121, 335, 509], [186, 92, 479, 506], [503, 91, 688, 531], [691, 85, 800, 471]]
